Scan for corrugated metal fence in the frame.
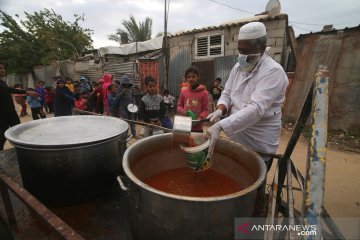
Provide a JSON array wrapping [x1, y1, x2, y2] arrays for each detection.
[[103, 62, 139, 86], [214, 55, 237, 86], [168, 47, 192, 97]]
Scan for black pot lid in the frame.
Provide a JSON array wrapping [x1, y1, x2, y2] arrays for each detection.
[[5, 115, 128, 147]]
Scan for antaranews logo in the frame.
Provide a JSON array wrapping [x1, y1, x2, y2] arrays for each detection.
[[237, 222, 250, 235], [235, 218, 317, 240]]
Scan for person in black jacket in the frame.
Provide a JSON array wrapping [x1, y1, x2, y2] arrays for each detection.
[[53, 79, 75, 117], [0, 62, 38, 150]]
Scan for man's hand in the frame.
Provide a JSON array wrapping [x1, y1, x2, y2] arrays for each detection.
[[206, 122, 222, 160], [26, 90, 39, 97], [206, 109, 222, 123]]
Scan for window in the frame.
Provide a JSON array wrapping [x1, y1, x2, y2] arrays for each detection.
[[195, 32, 224, 59]]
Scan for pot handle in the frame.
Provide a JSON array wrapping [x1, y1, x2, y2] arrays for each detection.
[[126, 135, 132, 142], [117, 175, 141, 211], [117, 175, 131, 191]]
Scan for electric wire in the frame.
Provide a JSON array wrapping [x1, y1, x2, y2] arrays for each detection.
[[207, 0, 359, 31], [208, 0, 256, 14]]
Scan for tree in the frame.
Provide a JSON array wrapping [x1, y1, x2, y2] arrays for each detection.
[[0, 9, 93, 74], [108, 15, 152, 45]]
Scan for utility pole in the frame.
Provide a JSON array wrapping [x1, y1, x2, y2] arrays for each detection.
[[163, 0, 169, 90]]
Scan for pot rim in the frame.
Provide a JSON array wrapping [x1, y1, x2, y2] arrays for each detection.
[[123, 133, 266, 202], [8, 133, 125, 150], [5, 115, 128, 147]]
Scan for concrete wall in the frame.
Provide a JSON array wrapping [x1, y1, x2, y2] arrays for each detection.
[[167, 17, 288, 66], [166, 16, 289, 96], [283, 27, 360, 131]]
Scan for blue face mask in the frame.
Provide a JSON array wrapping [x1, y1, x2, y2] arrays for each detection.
[[238, 53, 261, 72]]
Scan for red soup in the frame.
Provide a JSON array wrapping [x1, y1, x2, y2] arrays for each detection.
[[144, 167, 242, 197]]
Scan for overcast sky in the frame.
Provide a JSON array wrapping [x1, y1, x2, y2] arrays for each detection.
[[1, 0, 359, 48]]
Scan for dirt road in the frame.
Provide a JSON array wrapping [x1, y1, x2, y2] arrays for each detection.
[[276, 129, 360, 218]]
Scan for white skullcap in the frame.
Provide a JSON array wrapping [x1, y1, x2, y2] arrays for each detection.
[[238, 22, 267, 40]]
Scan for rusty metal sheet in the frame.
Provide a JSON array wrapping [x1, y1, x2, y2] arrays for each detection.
[[283, 27, 360, 130]]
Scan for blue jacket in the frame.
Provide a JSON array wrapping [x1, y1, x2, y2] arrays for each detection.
[[115, 86, 133, 109], [108, 92, 117, 113], [27, 96, 42, 108]]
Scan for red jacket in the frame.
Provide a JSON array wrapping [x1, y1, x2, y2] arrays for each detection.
[[75, 98, 87, 110], [177, 84, 209, 132], [102, 74, 112, 115], [45, 90, 55, 103]]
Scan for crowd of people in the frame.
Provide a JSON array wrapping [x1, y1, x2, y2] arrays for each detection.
[[7, 66, 224, 139], [7, 72, 184, 139]]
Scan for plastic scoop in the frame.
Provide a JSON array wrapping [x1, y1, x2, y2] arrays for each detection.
[[179, 133, 213, 172]]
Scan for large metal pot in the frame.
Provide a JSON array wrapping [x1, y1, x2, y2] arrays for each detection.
[[5, 115, 128, 206], [121, 133, 266, 240]]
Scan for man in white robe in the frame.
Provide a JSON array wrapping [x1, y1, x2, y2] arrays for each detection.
[[207, 22, 288, 166]]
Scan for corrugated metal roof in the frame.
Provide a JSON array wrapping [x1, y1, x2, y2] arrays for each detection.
[[169, 13, 288, 37], [98, 37, 163, 55], [103, 62, 139, 86], [74, 69, 103, 83], [297, 24, 360, 37]]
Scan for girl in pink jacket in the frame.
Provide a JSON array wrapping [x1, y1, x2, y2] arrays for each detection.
[[102, 73, 112, 115], [177, 66, 209, 132]]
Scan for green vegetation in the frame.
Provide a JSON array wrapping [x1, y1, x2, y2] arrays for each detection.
[[108, 15, 152, 45], [0, 9, 93, 74]]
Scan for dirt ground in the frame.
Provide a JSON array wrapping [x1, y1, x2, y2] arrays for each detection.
[[3, 103, 360, 236]]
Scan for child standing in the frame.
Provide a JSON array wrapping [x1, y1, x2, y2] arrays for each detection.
[[65, 77, 75, 93], [177, 66, 209, 132], [35, 81, 46, 116], [162, 89, 175, 129], [74, 92, 88, 111], [44, 86, 55, 113], [210, 77, 223, 107], [27, 88, 46, 120], [139, 76, 166, 136], [107, 84, 118, 116], [114, 75, 137, 138], [179, 75, 188, 92], [163, 89, 175, 111]]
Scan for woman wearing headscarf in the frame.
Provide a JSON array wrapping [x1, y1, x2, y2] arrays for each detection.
[[54, 79, 75, 117], [101, 74, 113, 115]]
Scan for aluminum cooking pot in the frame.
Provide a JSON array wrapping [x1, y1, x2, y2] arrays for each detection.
[[5, 115, 129, 206], [119, 133, 266, 240]]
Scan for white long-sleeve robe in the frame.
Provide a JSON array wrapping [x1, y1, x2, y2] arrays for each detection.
[[217, 54, 289, 155]]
